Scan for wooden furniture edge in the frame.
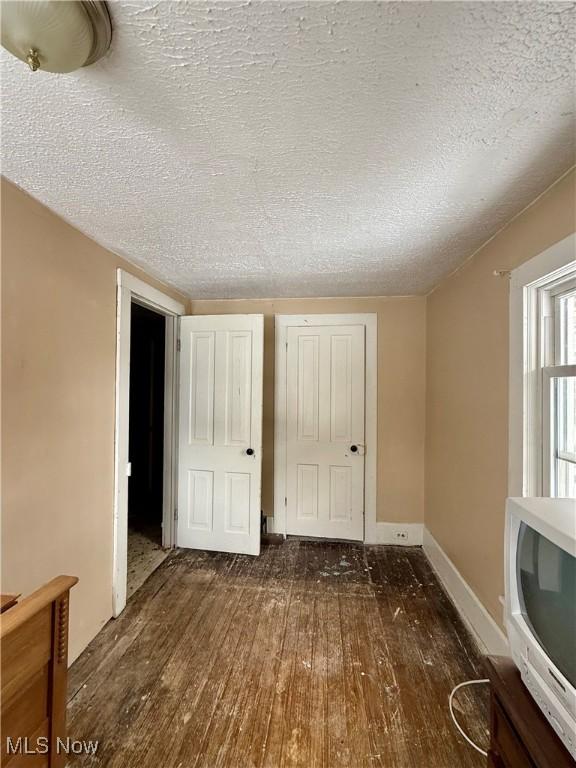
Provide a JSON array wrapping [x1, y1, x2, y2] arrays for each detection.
[[0, 594, 20, 613], [485, 655, 574, 768], [0, 576, 78, 638]]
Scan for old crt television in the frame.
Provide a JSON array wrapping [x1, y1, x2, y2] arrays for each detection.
[[505, 497, 576, 759]]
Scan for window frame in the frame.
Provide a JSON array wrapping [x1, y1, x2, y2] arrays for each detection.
[[539, 274, 576, 495], [509, 234, 576, 499]]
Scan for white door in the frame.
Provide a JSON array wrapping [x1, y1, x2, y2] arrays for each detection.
[[177, 315, 263, 555], [286, 324, 365, 541]]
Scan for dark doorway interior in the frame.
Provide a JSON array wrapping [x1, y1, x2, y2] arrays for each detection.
[[127, 303, 166, 595]]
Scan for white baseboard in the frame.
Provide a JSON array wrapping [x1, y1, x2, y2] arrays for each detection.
[[266, 517, 423, 546], [423, 527, 509, 655], [364, 522, 423, 546]]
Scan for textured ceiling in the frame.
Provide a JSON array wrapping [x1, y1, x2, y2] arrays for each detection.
[[2, 1, 575, 298]]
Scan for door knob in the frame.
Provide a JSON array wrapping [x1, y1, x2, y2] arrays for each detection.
[[350, 445, 358, 453], [246, 448, 254, 456]]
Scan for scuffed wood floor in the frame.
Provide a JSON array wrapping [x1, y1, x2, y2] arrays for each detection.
[[126, 526, 168, 601], [68, 540, 489, 767]]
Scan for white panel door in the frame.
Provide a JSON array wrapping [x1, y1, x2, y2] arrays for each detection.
[[286, 325, 365, 540], [177, 315, 263, 555]]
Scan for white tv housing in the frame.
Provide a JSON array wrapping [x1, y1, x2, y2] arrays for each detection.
[[505, 497, 576, 760]]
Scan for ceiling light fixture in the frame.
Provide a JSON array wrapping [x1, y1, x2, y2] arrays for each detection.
[[1, 1, 112, 73]]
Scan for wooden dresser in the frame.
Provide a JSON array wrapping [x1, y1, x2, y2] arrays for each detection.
[[485, 656, 575, 768]]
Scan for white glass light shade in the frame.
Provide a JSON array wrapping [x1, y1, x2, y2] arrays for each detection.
[[1, 1, 111, 73]]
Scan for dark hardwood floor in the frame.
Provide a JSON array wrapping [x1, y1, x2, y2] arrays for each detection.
[[67, 540, 489, 767]]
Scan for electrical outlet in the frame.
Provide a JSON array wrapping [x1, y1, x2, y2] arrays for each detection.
[[394, 530, 409, 541]]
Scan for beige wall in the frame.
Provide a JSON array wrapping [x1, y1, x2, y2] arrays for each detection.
[[425, 169, 576, 628], [189, 297, 427, 525], [1, 178, 187, 661]]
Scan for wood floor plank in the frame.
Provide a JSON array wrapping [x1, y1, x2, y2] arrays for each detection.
[[260, 561, 304, 768], [279, 581, 315, 767], [190, 549, 287, 768], [323, 590, 351, 768], [366, 546, 489, 767], [68, 541, 488, 768], [225, 565, 294, 767], [109, 551, 267, 767], [68, 556, 223, 765], [67, 553, 182, 699]]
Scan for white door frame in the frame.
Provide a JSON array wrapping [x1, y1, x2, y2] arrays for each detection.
[[113, 269, 186, 616], [273, 314, 377, 541]]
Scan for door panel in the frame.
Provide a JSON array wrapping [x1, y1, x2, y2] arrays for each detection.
[[224, 472, 251, 533], [329, 465, 352, 522], [330, 335, 352, 442], [297, 335, 320, 441], [186, 469, 214, 531], [286, 324, 365, 540], [297, 464, 319, 520], [178, 315, 263, 555], [224, 332, 252, 446], [188, 332, 214, 445]]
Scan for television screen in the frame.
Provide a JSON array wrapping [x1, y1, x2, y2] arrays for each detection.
[[518, 522, 576, 688]]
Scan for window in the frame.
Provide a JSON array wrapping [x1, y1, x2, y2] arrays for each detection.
[[542, 277, 576, 497], [511, 242, 576, 499]]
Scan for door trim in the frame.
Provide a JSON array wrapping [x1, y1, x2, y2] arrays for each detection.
[[113, 269, 186, 617], [273, 314, 377, 542]]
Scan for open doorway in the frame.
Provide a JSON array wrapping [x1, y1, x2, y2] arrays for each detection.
[[127, 302, 168, 599], [113, 269, 186, 617]]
